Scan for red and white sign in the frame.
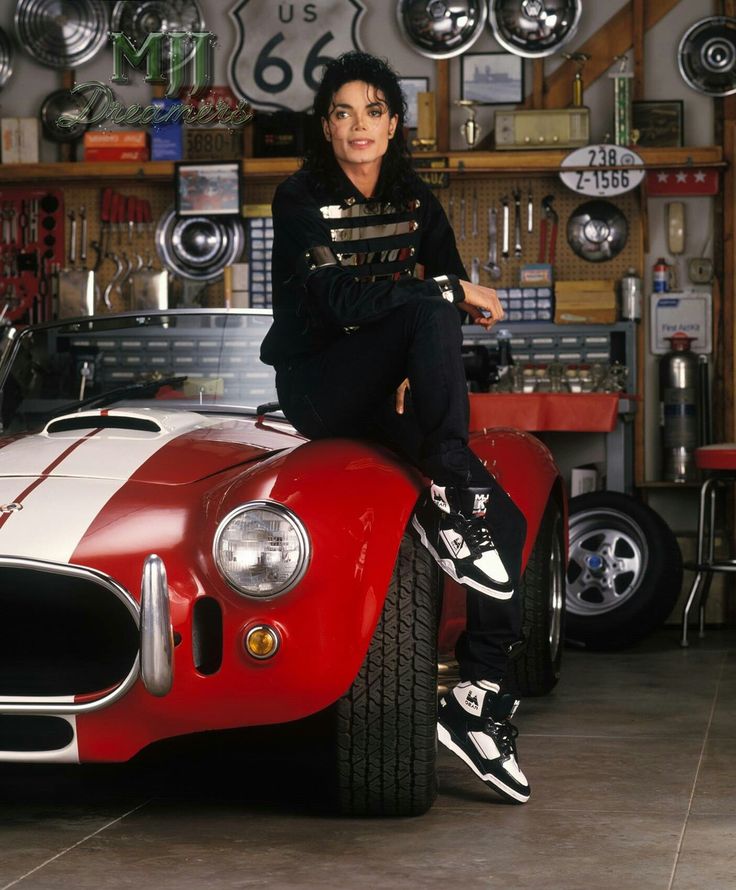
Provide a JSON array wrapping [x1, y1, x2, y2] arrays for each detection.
[[646, 168, 719, 196]]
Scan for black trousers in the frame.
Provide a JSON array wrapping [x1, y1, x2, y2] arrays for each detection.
[[275, 299, 526, 683]]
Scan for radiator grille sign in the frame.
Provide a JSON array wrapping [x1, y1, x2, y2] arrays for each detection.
[[228, 0, 365, 112]]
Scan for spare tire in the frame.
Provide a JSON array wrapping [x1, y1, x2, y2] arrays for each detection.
[[565, 491, 682, 650]]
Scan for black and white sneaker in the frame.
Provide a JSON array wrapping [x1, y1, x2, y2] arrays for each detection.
[[411, 483, 513, 598], [438, 681, 530, 804]]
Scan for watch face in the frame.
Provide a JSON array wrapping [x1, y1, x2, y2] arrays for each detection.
[[489, 0, 582, 58], [396, 0, 487, 59]]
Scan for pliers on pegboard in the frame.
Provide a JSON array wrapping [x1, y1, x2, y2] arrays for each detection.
[[537, 194, 558, 266]]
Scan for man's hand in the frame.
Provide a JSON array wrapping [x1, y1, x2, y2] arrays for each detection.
[[395, 378, 410, 414], [457, 280, 504, 330]]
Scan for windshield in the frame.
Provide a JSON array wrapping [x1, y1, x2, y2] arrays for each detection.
[[0, 310, 277, 436]]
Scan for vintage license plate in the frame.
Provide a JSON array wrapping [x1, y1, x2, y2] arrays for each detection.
[[184, 128, 243, 161]]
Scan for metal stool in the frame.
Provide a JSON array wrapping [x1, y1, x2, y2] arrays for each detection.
[[681, 444, 736, 646]]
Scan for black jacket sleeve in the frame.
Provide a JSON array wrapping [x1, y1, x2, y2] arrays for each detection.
[[271, 179, 465, 329], [416, 186, 468, 281]]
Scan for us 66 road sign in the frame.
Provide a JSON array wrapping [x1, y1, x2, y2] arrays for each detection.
[[228, 0, 365, 112]]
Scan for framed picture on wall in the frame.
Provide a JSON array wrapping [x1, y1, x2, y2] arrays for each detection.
[[631, 100, 684, 147], [461, 52, 524, 104], [175, 161, 242, 216], [399, 76, 429, 128]]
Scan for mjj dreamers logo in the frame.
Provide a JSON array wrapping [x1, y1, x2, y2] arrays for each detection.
[[56, 30, 254, 132]]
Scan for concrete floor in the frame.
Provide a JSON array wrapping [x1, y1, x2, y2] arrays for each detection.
[[1, 628, 735, 890]]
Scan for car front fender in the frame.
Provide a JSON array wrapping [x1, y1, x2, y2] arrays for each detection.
[[206, 438, 426, 719]]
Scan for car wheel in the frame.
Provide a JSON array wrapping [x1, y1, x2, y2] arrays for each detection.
[[509, 497, 566, 697], [565, 491, 683, 650], [334, 531, 439, 817]]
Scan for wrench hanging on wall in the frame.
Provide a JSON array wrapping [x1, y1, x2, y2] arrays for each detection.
[[501, 196, 510, 260]]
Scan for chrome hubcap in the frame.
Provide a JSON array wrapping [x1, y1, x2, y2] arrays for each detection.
[[566, 508, 646, 617]]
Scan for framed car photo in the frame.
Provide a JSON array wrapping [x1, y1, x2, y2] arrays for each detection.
[[631, 100, 684, 147], [175, 161, 242, 216], [461, 52, 524, 104]]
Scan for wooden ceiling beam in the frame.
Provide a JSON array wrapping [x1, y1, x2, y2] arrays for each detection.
[[523, 0, 682, 109], [632, 0, 645, 100]]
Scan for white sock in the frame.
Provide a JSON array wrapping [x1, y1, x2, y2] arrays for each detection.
[[477, 679, 500, 693]]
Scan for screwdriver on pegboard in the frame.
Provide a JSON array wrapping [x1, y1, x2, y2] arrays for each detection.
[[100, 187, 113, 258]]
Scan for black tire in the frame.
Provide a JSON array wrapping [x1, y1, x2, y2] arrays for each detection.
[[334, 531, 440, 817], [509, 497, 566, 697], [565, 491, 683, 650]]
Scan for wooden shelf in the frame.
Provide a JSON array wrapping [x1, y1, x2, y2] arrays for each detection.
[[0, 160, 176, 182], [637, 480, 702, 489], [410, 146, 725, 175], [0, 146, 724, 184]]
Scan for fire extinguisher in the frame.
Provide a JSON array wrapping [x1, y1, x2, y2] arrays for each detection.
[[659, 333, 699, 482]]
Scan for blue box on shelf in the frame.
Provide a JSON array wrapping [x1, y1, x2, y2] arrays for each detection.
[[150, 99, 183, 161]]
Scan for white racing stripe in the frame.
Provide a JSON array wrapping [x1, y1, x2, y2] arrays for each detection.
[[0, 476, 138, 562], [0, 409, 213, 481], [0, 411, 214, 562], [0, 434, 90, 478]]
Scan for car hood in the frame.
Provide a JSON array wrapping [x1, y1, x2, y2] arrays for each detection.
[[0, 407, 302, 484], [0, 408, 305, 564]]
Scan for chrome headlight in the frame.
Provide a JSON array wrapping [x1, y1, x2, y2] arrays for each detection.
[[214, 502, 310, 598]]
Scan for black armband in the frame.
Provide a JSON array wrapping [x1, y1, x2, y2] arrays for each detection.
[[432, 274, 463, 303], [303, 245, 339, 272]]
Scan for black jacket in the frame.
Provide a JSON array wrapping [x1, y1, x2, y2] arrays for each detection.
[[260, 165, 467, 367]]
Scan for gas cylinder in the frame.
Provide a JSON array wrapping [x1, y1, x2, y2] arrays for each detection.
[[659, 333, 699, 482], [653, 258, 670, 293]]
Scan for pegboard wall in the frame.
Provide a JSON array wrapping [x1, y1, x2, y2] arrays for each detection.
[[60, 181, 225, 312], [55, 173, 641, 317], [433, 175, 642, 288], [245, 175, 643, 300]]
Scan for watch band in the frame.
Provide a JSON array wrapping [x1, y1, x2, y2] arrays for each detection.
[[433, 275, 457, 303]]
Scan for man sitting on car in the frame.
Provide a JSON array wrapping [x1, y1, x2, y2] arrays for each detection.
[[260, 51, 530, 804]]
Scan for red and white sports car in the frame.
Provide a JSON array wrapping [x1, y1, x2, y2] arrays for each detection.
[[0, 309, 565, 816]]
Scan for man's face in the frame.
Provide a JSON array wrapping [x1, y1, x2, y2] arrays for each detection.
[[321, 80, 398, 174]]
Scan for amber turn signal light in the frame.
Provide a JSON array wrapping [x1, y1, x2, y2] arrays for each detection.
[[245, 625, 280, 659]]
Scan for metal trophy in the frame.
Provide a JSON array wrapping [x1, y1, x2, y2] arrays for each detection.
[[610, 55, 634, 146], [455, 100, 492, 148], [412, 91, 438, 151], [562, 51, 590, 107]]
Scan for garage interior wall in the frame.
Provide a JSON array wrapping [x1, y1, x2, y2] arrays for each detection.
[[0, 0, 728, 620]]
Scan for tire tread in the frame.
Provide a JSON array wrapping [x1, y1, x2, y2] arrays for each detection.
[[335, 534, 439, 817]]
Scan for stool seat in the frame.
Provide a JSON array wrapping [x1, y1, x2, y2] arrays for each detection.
[[695, 444, 736, 471], [682, 444, 736, 647]]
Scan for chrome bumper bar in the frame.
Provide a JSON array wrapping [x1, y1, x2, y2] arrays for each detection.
[[0, 553, 173, 715]]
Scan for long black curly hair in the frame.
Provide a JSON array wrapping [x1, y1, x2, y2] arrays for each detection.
[[303, 52, 416, 204]]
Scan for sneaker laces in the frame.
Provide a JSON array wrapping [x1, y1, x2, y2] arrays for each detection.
[[454, 518, 497, 558], [485, 719, 519, 760]]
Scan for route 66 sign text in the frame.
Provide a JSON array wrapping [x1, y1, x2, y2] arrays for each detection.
[[229, 0, 365, 112]]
